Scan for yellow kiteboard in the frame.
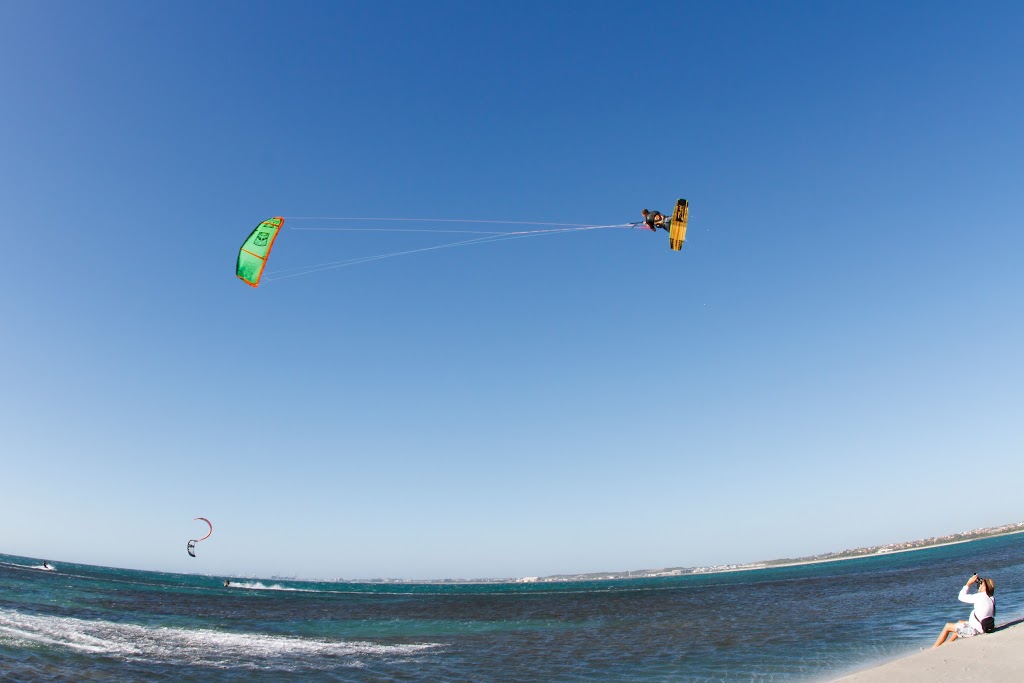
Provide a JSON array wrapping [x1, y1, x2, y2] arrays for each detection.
[[669, 199, 689, 251]]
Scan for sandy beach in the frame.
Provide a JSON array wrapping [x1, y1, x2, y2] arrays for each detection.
[[833, 619, 1024, 682]]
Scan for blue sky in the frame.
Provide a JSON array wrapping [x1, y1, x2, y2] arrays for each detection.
[[2, 1, 1022, 580]]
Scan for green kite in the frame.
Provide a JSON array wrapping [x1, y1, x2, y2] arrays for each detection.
[[236, 217, 284, 287]]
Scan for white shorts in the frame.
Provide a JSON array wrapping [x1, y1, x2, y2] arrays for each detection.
[[955, 621, 979, 638]]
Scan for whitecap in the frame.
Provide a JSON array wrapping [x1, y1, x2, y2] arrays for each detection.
[[0, 608, 441, 671], [228, 581, 315, 592]]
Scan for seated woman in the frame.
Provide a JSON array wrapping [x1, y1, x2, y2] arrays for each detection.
[[933, 574, 995, 648]]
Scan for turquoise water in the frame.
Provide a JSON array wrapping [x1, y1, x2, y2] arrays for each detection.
[[3, 533, 1023, 681]]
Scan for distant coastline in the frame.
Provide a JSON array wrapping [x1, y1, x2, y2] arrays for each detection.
[[311, 520, 1024, 585], [509, 521, 1024, 585], [291, 521, 1024, 585], [338, 521, 1024, 585]]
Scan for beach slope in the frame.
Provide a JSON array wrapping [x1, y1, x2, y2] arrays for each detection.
[[833, 621, 1024, 682]]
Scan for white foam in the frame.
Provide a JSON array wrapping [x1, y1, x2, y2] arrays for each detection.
[[0, 608, 440, 671], [0, 561, 56, 572], [228, 581, 314, 592]]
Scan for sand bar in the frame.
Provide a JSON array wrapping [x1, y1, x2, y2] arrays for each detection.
[[833, 619, 1024, 681]]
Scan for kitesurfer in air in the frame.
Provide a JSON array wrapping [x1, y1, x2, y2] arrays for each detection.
[[641, 209, 669, 232]]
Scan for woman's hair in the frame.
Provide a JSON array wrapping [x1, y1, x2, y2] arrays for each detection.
[[981, 577, 995, 596]]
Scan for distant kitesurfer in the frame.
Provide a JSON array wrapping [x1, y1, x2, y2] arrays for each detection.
[[42, 562, 50, 569], [641, 209, 669, 232], [224, 579, 230, 587]]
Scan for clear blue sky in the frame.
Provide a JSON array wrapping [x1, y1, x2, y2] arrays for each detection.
[[2, 1, 1022, 580]]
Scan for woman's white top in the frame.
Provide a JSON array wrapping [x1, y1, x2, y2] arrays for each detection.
[[959, 584, 995, 632]]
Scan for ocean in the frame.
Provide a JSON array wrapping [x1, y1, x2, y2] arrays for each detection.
[[2, 533, 1023, 682]]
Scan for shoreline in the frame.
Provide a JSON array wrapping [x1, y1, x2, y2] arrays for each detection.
[[722, 528, 1024, 574], [831, 619, 1024, 682], [531, 527, 1024, 585]]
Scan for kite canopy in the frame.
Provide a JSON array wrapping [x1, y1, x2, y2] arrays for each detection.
[[187, 517, 213, 558], [237, 217, 284, 287]]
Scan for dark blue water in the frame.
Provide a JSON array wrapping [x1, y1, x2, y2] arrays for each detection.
[[2, 533, 1023, 681]]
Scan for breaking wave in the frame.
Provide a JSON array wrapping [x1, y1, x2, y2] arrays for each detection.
[[0, 608, 440, 672]]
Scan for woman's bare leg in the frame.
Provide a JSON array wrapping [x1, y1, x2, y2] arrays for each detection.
[[932, 622, 959, 648]]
